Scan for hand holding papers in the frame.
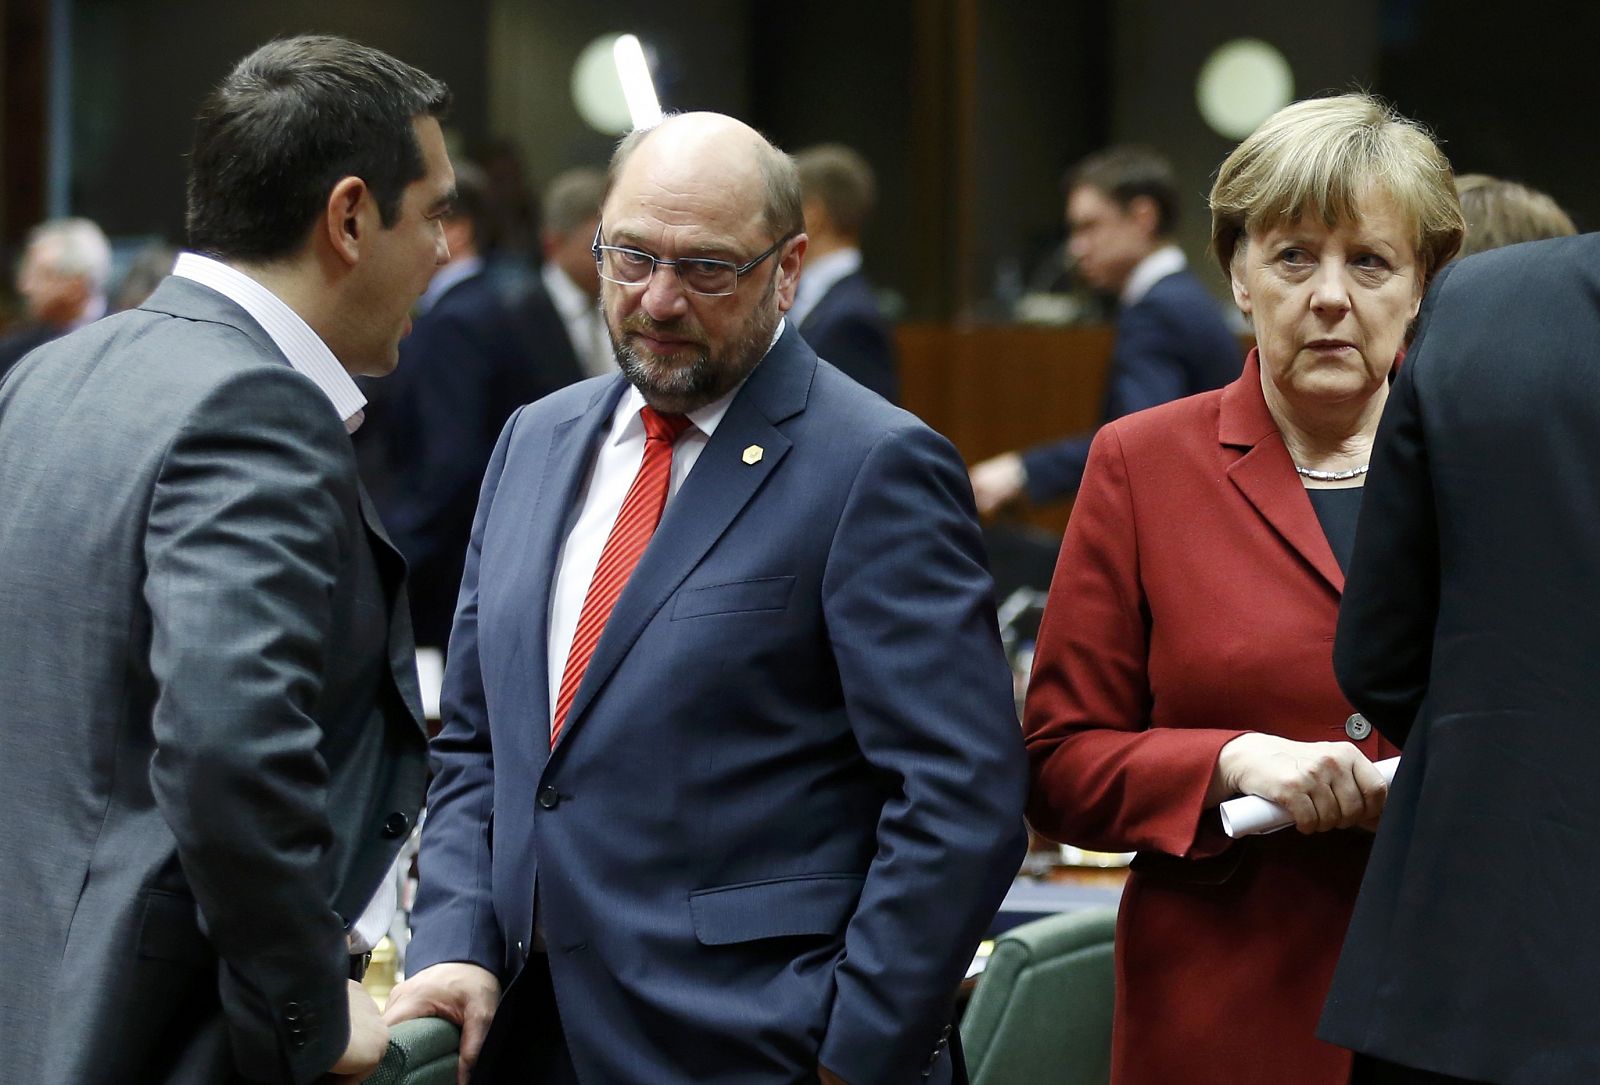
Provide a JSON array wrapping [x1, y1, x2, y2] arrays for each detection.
[[1221, 756, 1400, 838]]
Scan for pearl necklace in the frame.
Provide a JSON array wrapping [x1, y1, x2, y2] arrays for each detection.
[[1294, 463, 1369, 482]]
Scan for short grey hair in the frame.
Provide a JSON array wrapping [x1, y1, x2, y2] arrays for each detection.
[[27, 218, 113, 292]]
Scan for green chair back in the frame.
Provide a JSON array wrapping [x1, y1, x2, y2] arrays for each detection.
[[368, 1016, 461, 1085], [960, 907, 1117, 1085]]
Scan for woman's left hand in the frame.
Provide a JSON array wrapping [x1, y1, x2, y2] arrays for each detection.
[[1212, 733, 1389, 834]]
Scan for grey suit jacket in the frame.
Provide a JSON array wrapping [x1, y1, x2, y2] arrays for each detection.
[[0, 276, 428, 1084]]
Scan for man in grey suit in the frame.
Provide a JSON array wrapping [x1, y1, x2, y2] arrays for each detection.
[[0, 36, 453, 1085]]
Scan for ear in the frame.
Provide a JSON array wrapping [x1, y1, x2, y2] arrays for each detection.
[[323, 176, 371, 268], [1228, 244, 1253, 315], [775, 234, 808, 312], [1127, 194, 1161, 238]]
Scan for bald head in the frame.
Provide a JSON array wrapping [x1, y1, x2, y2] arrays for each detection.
[[603, 112, 803, 242]]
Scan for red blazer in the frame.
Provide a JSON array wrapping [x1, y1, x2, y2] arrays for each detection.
[[1024, 352, 1398, 1085]]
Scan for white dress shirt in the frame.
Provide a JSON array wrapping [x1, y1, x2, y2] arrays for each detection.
[[416, 254, 484, 316], [545, 321, 785, 727], [1120, 244, 1186, 308], [543, 262, 615, 379], [172, 251, 395, 951]]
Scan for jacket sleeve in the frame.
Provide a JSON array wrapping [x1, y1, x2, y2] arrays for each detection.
[[1333, 268, 1451, 746], [404, 408, 521, 975], [817, 423, 1028, 1085], [1023, 424, 1246, 860], [143, 367, 359, 1084]]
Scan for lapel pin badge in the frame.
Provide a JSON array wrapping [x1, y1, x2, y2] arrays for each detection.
[[742, 444, 764, 465]]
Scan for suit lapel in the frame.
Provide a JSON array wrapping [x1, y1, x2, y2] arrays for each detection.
[[1220, 351, 1344, 594], [552, 327, 815, 752]]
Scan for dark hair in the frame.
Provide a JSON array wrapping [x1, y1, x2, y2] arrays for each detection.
[[186, 35, 451, 262], [1066, 145, 1179, 237], [446, 160, 490, 239]]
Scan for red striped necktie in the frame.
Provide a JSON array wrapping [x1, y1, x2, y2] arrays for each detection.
[[550, 406, 694, 747]]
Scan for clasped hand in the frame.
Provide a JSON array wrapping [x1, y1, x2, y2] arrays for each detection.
[[1214, 733, 1388, 834]]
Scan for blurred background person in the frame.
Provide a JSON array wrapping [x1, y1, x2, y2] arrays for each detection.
[[1454, 172, 1577, 258], [521, 165, 610, 381], [1024, 93, 1462, 1085], [792, 143, 901, 403], [363, 162, 575, 652], [0, 217, 111, 379], [969, 147, 1241, 514]]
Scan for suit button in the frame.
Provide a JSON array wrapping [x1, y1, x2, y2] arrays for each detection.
[[382, 811, 411, 839], [1345, 713, 1373, 741], [537, 786, 561, 810]]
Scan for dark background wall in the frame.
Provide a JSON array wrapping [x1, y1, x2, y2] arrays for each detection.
[[3, 0, 1594, 319], [68, 0, 492, 239]]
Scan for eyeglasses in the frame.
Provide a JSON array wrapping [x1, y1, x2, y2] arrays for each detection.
[[591, 224, 793, 297]]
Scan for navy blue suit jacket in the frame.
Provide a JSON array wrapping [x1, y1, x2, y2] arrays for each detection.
[[798, 270, 900, 404], [408, 325, 1027, 1084], [1021, 267, 1241, 503], [361, 270, 584, 648]]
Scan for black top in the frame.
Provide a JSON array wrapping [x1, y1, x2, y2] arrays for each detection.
[[1306, 485, 1363, 573]]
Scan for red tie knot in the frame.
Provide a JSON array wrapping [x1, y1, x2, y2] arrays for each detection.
[[640, 405, 693, 444]]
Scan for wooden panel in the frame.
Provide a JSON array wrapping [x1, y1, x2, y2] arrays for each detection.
[[898, 322, 1117, 534]]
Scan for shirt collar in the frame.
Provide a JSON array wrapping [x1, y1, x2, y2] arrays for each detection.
[[542, 261, 592, 320], [417, 255, 484, 315], [1121, 244, 1186, 307], [790, 247, 862, 326], [172, 252, 367, 432]]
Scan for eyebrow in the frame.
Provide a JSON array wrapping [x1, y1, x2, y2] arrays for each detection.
[[604, 226, 742, 261]]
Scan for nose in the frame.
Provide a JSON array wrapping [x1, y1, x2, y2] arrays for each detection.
[[1309, 257, 1352, 316], [638, 262, 690, 321], [434, 223, 451, 267]]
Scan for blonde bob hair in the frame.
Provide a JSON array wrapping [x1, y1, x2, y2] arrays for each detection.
[[1210, 93, 1463, 291]]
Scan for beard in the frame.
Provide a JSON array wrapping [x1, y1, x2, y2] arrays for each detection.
[[604, 270, 781, 414]]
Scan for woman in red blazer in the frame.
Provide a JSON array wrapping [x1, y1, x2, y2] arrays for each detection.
[[1024, 94, 1464, 1085]]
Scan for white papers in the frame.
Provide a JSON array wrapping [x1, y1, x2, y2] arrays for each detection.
[[1220, 756, 1400, 838]]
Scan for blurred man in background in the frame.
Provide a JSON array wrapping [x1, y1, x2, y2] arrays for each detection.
[[969, 146, 1240, 512], [792, 143, 901, 403], [0, 217, 112, 379]]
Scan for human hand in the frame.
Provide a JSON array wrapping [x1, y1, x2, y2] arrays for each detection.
[[969, 453, 1026, 516], [1213, 733, 1388, 834], [329, 979, 390, 1081], [383, 961, 502, 1085]]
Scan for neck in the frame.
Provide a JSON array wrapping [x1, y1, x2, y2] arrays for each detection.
[[230, 255, 353, 371], [1261, 369, 1389, 481]]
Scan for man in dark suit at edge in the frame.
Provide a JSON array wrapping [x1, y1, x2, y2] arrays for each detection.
[[791, 143, 902, 403], [1322, 233, 1600, 1083], [386, 111, 1027, 1085], [970, 146, 1242, 512], [0, 36, 450, 1084]]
